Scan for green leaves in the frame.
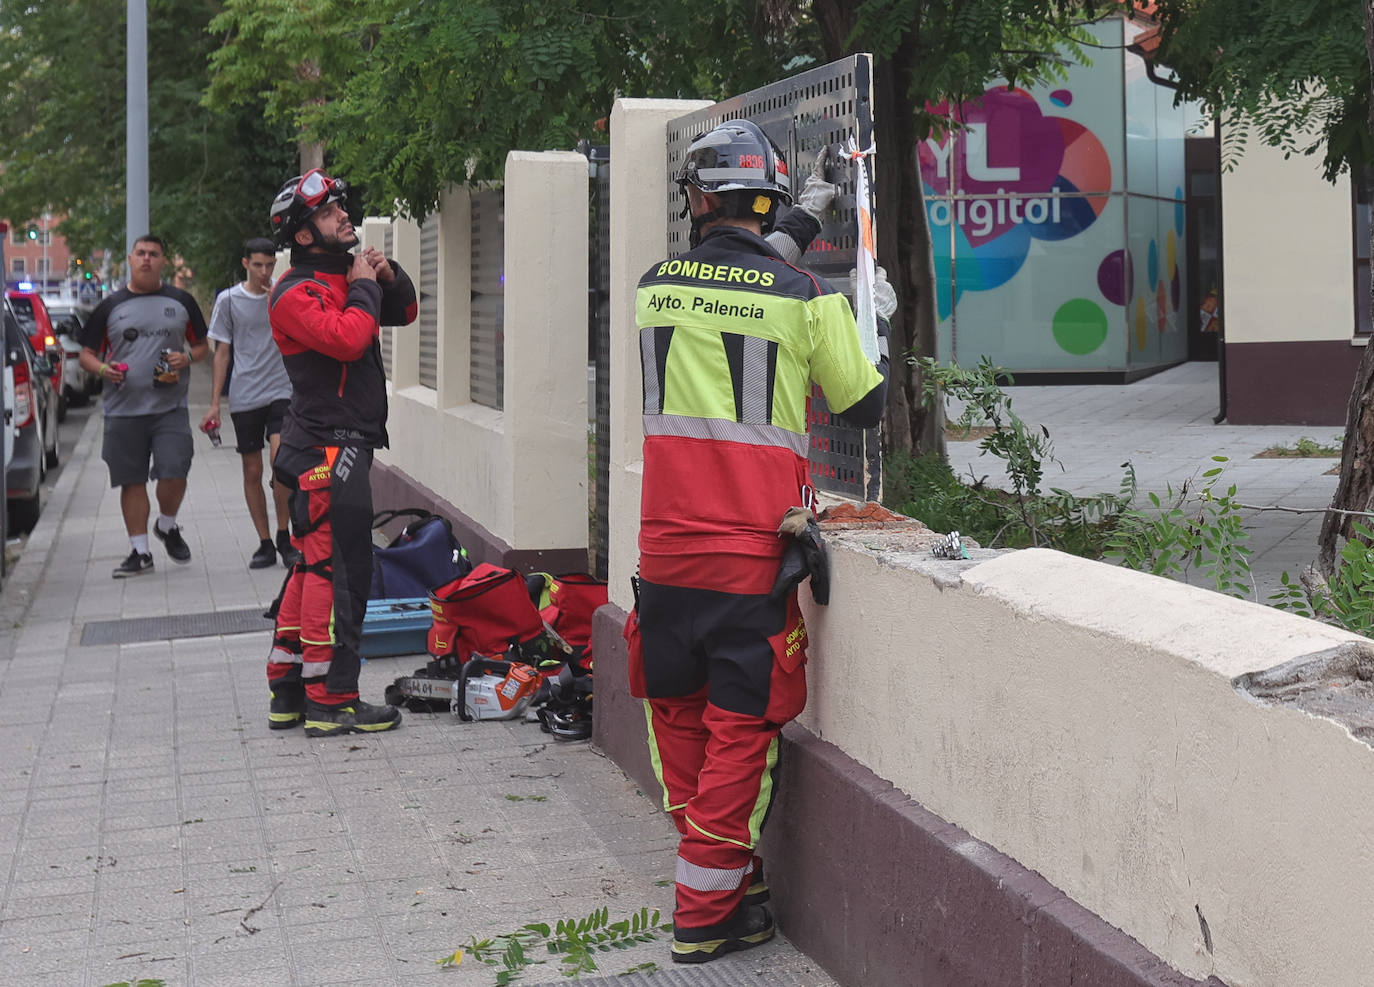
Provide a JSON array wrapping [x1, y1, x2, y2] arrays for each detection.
[[1271, 522, 1374, 636], [1104, 457, 1254, 598], [895, 358, 1134, 554], [1151, 0, 1368, 179], [0, 0, 297, 293], [450, 905, 670, 983]]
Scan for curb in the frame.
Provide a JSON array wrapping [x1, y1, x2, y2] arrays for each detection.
[[0, 406, 102, 626]]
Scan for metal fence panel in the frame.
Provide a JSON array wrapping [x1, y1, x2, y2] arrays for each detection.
[[470, 189, 505, 411], [381, 225, 395, 379], [588, 147, 611, 580], [665, 55, 877, 500], [418, 215, 439, 390]]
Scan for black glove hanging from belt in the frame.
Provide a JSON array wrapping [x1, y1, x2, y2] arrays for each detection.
[[769, 507, 830, 605]]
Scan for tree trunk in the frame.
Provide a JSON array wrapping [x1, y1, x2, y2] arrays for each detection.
[[1316, 0, 1374, 577], [299, 137, 324, 173], [812, 2, 945, 458], [875, 47, 945, 458]]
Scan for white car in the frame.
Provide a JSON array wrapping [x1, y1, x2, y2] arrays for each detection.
[[42, 298, 100, 408]]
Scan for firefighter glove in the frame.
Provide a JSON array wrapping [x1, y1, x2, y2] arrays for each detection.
[[848, 265, 898, 319], [770, 507, 830, 606], [795, 147, 838, 222]]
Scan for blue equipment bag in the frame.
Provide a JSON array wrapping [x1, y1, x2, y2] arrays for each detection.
[[361, 598, 432, 658], [370, 508, 473, 599]]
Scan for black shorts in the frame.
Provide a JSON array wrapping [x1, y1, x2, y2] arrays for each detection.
[[230, 398, 290, 455], [102, 409, 194, 488]]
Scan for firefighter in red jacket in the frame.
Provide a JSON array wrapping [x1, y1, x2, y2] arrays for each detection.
[[264, 169, 418, 736], [627, 122, 888, 962]]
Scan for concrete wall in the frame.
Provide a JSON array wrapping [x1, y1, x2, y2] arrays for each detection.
[[371, 152, 590, 566], [805, 541, 1372, 986]]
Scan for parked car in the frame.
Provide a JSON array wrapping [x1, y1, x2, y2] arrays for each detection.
[[4, 303, 60, 533], [42, 297, 100, 408], [5, 289, 66, 422], [1, 300, 12, 571]]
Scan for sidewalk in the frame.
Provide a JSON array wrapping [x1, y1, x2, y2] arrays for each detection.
[[944, 360, 1342, 601], [0, 374, 835, 986]]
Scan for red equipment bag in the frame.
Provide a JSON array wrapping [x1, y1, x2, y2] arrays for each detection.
[[543, 573, 608, 662], [427, 563, 547, 664]]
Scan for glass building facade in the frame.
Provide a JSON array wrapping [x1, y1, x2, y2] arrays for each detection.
[[924, 17, 1190, 376]]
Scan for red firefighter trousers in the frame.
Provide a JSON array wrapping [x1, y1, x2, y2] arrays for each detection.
[[267, 443, 375, 706], [626, 579, 808, 929]]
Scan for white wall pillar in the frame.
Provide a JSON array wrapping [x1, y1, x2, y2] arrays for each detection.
[[504, 150, 590, 550], [607, 98, 712, 609]]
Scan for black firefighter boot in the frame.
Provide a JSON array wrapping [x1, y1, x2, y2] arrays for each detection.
[[304, 699, 402, 737], [268, 681, 305, 730], [671, 903, 775, 964]]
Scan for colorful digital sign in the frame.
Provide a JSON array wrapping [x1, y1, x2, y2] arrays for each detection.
[[921, 17, 1189, 373]]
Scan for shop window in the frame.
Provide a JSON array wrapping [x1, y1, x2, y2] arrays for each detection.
[[1355, 168, 1373, 335]]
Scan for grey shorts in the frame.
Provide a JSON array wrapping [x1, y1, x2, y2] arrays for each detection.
[[102, 409, 195, 488]]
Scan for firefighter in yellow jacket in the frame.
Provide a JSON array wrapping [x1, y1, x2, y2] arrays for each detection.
[[626, 120, 888, 963]]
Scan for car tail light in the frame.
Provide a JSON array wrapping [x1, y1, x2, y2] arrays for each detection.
[[43, 335, 55, 348], [12, 359, 34, 428]]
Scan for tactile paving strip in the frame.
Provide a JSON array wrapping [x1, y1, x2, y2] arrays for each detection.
[[79, 606, 269, 645]]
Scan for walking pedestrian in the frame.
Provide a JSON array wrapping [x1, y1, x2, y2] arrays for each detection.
[[201, 237, 303, 570], [263, 169, 418, 736], [78, 235, 209, 578], [625, 121, 888, 963]]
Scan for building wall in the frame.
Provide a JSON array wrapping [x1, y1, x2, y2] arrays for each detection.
[[1221, 128, 1364, 423]]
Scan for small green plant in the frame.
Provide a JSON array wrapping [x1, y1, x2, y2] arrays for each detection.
[[897, 357, 1134, 554], [1104, 457, 1253, 598], [1270, 523, 1374, 636], [441, 906, 673, 984], [1256, 435, 1342, 458]]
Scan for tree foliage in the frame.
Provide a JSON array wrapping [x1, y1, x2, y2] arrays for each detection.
[[0, 0, 297, 295], [1151, 0, 1371, 180], [209, 0, 822, 219]]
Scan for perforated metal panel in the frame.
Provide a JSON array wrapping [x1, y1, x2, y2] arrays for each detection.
[[418, 215, 439, 390], [666, 55, 877, 500], [381, 225, 395, 379], [470, 188, 505, 411]]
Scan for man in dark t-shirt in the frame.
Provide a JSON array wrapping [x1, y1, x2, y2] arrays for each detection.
[[79, 235, 209, 578]]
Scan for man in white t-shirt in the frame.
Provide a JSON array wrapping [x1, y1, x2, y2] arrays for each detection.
[[202, 238, 302, 569]]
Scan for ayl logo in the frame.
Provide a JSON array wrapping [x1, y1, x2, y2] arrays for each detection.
[[925, 124, 1020, 183]]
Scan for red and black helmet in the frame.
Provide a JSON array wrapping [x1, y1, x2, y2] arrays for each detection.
[[676, 120, 792, 205], [268, 168, 349, 248]]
